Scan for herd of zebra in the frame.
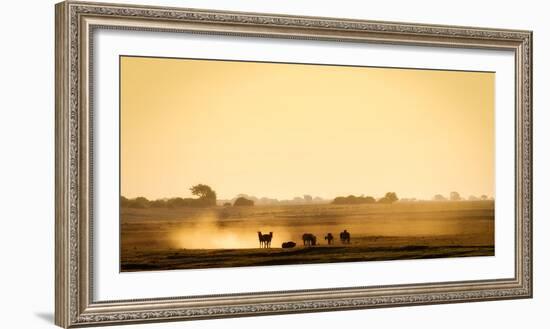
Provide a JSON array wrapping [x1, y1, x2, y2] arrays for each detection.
[[257, 230, 351, 249]]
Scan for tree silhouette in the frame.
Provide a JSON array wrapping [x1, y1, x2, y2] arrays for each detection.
[[450, 191, 461, 201], [190, 184, 217, 206], [378, 192, 398, 204], [385, 192, 398, 203], [433, 194, 447, 201]]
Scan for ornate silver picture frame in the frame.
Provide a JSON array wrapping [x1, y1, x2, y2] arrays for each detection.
[[55, 1, 532, 327]]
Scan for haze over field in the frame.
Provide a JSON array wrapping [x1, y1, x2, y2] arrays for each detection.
[[121, 201, 494, 271]]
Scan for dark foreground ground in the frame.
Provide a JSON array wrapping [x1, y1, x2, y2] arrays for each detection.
[[122, 243, 494, 272]]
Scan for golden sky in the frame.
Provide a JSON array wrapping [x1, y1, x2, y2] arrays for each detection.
[[121, 56, 494, 200]]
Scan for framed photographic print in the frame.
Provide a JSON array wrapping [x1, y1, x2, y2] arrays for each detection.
[[55, 1, 532, 327]]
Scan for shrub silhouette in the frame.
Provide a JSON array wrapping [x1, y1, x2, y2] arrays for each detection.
[[332, 195, 376, 205], [333, 192, 398, 205], [233, 197, 254, 207], [120, 196, 150, 208]]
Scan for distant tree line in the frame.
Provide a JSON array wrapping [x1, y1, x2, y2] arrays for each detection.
[[332, 195, 375, 205], [122, 186, 492, 209], [121, 184, 216, 208], [219, 194, 327, 206], [432, 192, 491, 202], [121, 184, 261, 208], [332, 192, 398, 205]]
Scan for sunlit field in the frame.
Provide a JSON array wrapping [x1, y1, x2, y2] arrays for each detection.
[[120, 200, 494, 271]]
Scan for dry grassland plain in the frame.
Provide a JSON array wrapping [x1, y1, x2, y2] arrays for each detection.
[[120, 200, 494, 271]]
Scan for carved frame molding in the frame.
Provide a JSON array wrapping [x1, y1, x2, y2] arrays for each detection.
[[55, 1, 532, 327]]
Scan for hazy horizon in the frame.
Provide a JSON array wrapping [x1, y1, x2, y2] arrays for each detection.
[[121, 56, 495, 201], [120, 191, 494, 202]]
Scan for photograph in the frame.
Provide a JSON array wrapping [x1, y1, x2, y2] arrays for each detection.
[[119, 56, 495, 272]]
